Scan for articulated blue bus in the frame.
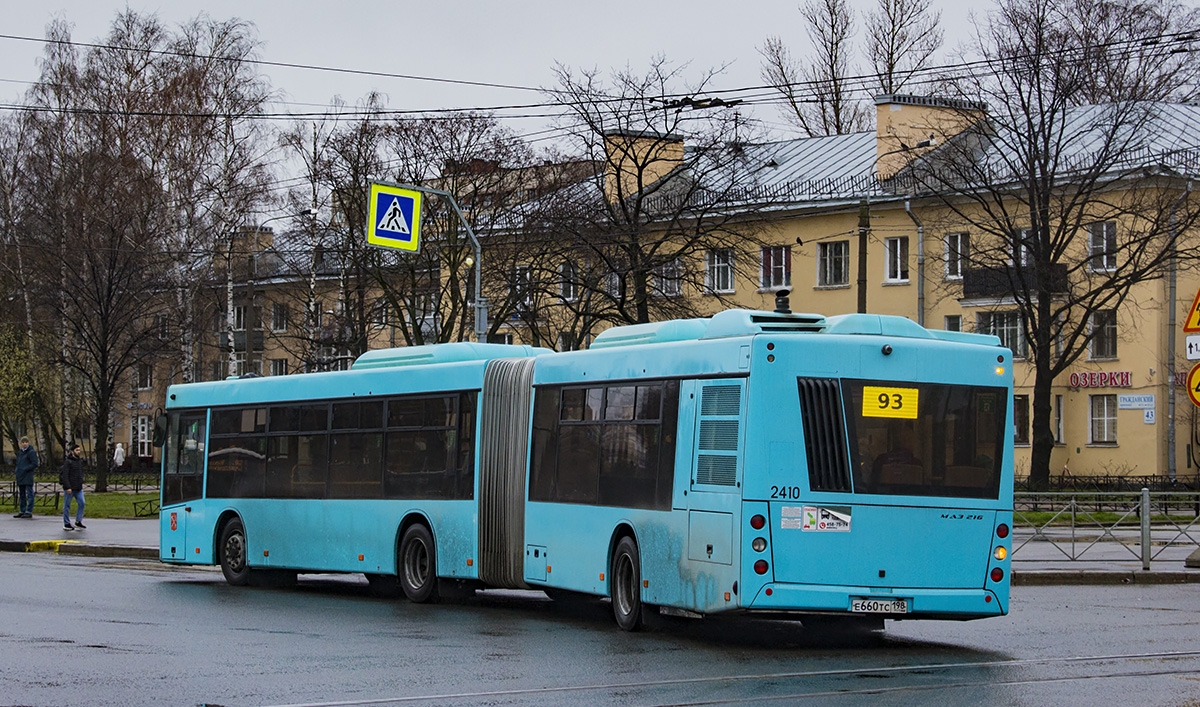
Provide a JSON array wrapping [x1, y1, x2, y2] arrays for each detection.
[[159, 302, 1013, 630]]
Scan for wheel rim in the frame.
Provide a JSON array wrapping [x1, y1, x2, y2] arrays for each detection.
[[404, 537, 429, 590], [224, 531, 246, 573], [614, 552, 635, 617]]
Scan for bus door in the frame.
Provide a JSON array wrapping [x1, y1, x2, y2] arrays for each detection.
[[681, 379, 746, 609]]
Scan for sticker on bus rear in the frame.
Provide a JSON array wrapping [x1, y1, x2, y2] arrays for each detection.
[[862, 385, 919, 419], [781, 505, 851, 531]]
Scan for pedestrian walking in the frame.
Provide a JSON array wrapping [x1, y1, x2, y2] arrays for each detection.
[[59, 443, 86, 530], [13, 436, 38, 518], [113, 442, 125, 471]]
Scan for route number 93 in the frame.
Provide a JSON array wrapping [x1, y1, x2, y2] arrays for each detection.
[[862, 386, 919, 420]]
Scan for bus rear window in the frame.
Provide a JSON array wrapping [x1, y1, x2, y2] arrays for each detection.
[[841, 380, 1006, 499]]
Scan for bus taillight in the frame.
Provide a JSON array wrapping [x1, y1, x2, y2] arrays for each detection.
[[754, 560, 769, 575], [996, 524, 1009, 539], [750, 514, 766, 530], [990, 567, 1004, 582]]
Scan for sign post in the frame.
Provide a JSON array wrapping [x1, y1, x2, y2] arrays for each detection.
[[366, 182, 488, 341]]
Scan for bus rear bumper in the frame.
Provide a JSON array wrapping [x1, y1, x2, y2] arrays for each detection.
[[745, 583, 1007, 619]]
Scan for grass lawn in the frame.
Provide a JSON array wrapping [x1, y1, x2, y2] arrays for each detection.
[[1, 492, 159, 519]]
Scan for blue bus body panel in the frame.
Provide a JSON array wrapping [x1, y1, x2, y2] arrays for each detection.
[[159, 351, 540, 578]]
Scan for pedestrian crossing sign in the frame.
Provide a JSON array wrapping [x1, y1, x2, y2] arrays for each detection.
[[367, 183, 423, 253]]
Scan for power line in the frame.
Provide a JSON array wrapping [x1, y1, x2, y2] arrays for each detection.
[[0, 32, 547, 94]]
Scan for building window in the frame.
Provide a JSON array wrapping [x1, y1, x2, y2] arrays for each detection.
[[512, 265, 533, 310], [1010, 228, 1031, 266], [760, 245, 791, 290], [269, 358, 288, 377], [1090, 394, 1117, 444], [944, 315, 961, 332], [1054, 394, 1064, 444], [654, 258, 683, 297], [558, 332, 579, 351], [137, 363, 153, 390], [1014, 394, 1029, 445], [371, 302, 389, 328], [233, 353, 255, 378], [233, 305, 247, 332], [945, 232, 968, 279], [706, 249, 735, 294], [978, 310, 1026, 358], [559, 261, 578, 302], [885, 236, 909, 282], [1089, 221, 1117, 272], [818, 241, 849, 286], [1090, 309, 1117, 359], [137, 415, 151, 458], [271, 303, 288, 332], [487, 332, 514, 345]]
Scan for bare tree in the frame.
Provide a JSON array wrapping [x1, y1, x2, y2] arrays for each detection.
[[895, 0, 1200, 487], [530, 59, 778, 347], [15, 11, 271, 488], [865, 0, 943, 96], [761, 0, 870, 137], [1061, 0, 1200, 104]]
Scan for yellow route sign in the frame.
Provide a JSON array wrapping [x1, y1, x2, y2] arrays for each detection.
[[862, 386, 919, 419], [367, 182, 422, 253], [1187, 362, 1200, 409], [1185, 288, 1200, 333]]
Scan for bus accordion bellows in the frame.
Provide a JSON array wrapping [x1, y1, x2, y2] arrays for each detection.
[[158, 303, 1014, 631]]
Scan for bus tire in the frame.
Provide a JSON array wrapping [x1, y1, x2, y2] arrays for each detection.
[[399, 524, 439, 603], [611, 536, 644, 631], [219, 518, 251, 587]]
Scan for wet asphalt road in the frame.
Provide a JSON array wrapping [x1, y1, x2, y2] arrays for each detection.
[[1, 552, 1198, 706]]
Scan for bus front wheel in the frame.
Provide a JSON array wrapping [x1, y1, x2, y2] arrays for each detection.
[[399, 524, 439, 603], [219, 518, 251, 586], [611, 536, 644, 631]]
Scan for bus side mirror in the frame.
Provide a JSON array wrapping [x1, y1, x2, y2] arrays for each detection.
[[152, 413, 168, 448]]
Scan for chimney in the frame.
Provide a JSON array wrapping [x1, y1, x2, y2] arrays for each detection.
[[603, 129, 685, 203], [874, 94, 986, 179]]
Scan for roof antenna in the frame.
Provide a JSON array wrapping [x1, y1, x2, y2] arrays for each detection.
[[774, 289, 792, 314]]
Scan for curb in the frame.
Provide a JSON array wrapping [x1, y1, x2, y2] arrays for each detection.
[[0, 539, 157, 560], [56, 544, 158, 560], [1013, 570, 1200, 586]]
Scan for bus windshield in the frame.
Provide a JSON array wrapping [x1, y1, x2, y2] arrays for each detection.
[[841, 379, 1007, 500]]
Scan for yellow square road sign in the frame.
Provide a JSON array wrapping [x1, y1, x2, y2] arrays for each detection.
[[367, 183, 423, 253]]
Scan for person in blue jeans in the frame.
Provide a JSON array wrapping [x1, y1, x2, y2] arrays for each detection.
[[59, 443, 86, 530], [13, 437, 38, 518]]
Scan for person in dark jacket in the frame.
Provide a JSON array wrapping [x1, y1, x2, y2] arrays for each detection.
[[13, 437, 38, 518], [59, 443, 85, 530]]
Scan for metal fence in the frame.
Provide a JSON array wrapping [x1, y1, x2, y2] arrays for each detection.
[[1013, 489, 1200, 569]]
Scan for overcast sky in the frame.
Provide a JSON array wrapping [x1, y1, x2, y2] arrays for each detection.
[[1, 0, 996, 145]]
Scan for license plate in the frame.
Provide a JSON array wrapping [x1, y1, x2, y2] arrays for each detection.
[[850, 597, 910, 614]]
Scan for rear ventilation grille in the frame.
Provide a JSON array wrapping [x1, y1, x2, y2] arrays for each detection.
[[699, 420, 739, 451], [701, 385, 741, 416], [796, 378, 852, 493], [697, 455, 738, 486], [694, 383, 743, 488]]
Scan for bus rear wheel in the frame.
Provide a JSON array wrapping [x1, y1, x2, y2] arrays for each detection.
[[219, 518, 251, 586], [399, 524, 439, 603], [611, 536, 644, 631]]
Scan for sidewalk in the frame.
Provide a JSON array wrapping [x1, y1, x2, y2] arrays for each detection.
[[0, 512, 1197, 585], [0, 511, 158, 560]]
